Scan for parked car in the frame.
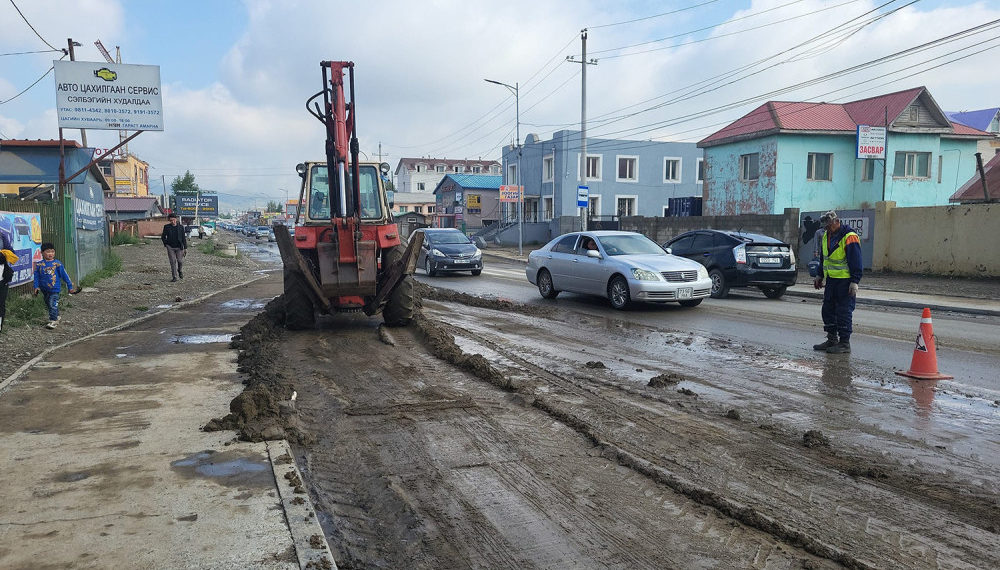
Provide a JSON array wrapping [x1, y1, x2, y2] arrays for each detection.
[[526, 231, 711, 309], [663, 230, 797, 299], [413, 228, 483, 276], [254, 226, 271, 239], [200, 225, 215, 237], [185, 225, 204, 239]]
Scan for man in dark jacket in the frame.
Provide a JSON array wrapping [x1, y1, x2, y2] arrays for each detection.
[[812, 210, 863, 354], [161, 213, 188, 282]]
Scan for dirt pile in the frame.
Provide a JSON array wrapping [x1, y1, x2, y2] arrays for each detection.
[[204, 297, 312, 444]]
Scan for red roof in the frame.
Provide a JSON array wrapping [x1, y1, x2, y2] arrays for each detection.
[[1, 139, 82, 148], [951, 152, 1000, 203], [699, 86, 990, 147]]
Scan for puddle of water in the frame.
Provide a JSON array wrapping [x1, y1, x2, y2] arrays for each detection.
[[220, 299, 267, 310], [170, 334, 234, 344], [170, 450, 272, 487], [155, 304, 173, 309], [114, 353, 130, 359]]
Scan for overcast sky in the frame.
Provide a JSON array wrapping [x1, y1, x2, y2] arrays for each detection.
[[1, 0, 997, 210]]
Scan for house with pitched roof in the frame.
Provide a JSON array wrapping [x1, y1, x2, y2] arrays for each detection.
[[950, 151, 1000, 204], [432, 173, 502, 232], [697, 87, 992, 215], [394, 157, 500, 193], [945, 107, 1000, 157]]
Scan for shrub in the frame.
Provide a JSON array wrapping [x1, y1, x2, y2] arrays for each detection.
[[111, 233, 140, 246]]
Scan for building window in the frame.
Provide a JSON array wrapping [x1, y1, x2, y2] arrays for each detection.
[[427, 206, 434, 213], [588, 196, 601, 217], [616, 156, 637, 182], [586, 155, 602, 180], [892, 151, 930, 178], [399, 206, 408, 213], [473, 165, 482, 173], [454, 165, 462, 172], [436, 165, 445, 173], [416, 164, 424, 173], [415, 206, 422, 213], [807, 153, 832, 181], [507, 164, 518, 185], [615, 196, 636, 217], [491, 165, 500, 174], [663, 206, 670, 216], [740, 153, 760, 181], [697, 158, 705, 184], [543, 196, 553, 220], [543, 155, 554, 182], [663, 157, 681, 183], [417, 182, 426, 191], [861, 159, 877, 181], [937, 155, 943, 183]]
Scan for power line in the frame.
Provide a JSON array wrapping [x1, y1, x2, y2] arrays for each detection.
[[0, 60, 61, 105], [0, 48, 61, 57], [8, 0, 59, 52], [590, 0, 719, 29]]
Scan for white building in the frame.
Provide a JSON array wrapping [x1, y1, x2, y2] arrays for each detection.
[[394, 157, 500, 193]]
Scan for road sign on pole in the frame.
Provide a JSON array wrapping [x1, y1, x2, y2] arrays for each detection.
[[577, 185, 589, 208]]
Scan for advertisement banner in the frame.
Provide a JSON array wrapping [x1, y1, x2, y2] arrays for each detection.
[[0, 211, 43, 286], [173, 195, 219, 217], [75, 184, 106, 230], [499, 185, 523, 203], [54, 60, 164, 131], [856, 125, 886, 159]]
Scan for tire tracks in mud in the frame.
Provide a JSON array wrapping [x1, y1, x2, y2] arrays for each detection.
[[419, 297, 1000, 569]]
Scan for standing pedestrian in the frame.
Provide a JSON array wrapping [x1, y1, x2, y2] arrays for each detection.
[[161, 213, 188, 282], [0, 222, 17, 334], [812, 211, 862, 354], [33, 242, 78, 329]]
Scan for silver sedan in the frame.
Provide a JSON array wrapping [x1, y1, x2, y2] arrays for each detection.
[[526, 231, 712, 309]]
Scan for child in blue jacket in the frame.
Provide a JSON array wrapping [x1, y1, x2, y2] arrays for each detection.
[[33, 242, 79, 329]]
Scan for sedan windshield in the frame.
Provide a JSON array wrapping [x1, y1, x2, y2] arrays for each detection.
[[429, 232, 470, 244], [599, 234, 666, 256]]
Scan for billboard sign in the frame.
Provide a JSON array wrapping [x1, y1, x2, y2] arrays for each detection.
[[499, 185, 522, 203], [54, 60, 164, 131], [856, 125, 886, 159], [173, 195, 219, 217], [75, 184, 106, 230], [0, 211, 43, 287]]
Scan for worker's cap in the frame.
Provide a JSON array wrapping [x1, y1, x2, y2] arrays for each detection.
[[819, 210, 838, 224]]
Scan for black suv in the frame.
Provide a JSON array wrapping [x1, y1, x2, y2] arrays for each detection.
[[414, 228, 483, 276], [663, 230, 796, 299]]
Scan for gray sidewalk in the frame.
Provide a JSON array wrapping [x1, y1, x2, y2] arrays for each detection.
[[0, 277, 334, 570], [482, 246, 1000, 317]]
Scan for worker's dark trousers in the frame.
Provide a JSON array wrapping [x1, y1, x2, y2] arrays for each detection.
[[0, 280, 8, 333], [821, 278, 855, 342]]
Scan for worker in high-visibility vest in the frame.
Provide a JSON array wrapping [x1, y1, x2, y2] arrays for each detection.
[[812, 210, 863, 354]]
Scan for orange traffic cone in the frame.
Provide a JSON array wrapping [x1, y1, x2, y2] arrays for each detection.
[[895, 308, 953, 380]]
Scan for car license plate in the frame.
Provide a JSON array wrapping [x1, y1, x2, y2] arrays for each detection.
[[759, 257, 781, 264], [678, 287, 693, 299]]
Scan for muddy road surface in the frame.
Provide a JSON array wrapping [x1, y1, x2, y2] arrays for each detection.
[[257, 287, 998, 569]]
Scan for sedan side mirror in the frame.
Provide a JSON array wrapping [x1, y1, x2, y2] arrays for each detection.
[[586, 249, 602, 259]]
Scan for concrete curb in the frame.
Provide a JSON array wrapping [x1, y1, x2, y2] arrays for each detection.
[[0, 274, 269, 396], [482, 251, 1000, 317], [268, 440, 338, 570], [782, 288, 1000, 317]]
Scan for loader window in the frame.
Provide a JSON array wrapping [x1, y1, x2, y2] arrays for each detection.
[[309, 167, 331, 219], [355, 166, 383, 219]]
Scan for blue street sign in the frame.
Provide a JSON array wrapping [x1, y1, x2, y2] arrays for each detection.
[[577, 185, 589, 208]]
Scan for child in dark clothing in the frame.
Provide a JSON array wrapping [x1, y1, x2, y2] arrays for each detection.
[[33, 242, 78, 329]]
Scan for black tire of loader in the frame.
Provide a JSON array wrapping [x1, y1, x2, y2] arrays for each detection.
[[283, 269, 316, 330], [382, 245, 416, 327]]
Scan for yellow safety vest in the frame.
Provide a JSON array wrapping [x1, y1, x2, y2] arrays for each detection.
[[822, 230, 859, 279]]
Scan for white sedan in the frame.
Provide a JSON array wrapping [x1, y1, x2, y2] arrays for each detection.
[[526, 231, 713, 309]]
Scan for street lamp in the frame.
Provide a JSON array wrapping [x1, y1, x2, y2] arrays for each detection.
[[484, 78, 522, 256]]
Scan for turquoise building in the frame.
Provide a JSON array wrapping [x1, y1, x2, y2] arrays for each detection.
[[698, 87, 991, 215]]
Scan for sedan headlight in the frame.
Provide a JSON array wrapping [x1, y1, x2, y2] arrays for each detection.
[[631, 268, 660, 281], [697, 265, 709, 279], [431, 248, 445, 257], [473, 247, 482, 259]]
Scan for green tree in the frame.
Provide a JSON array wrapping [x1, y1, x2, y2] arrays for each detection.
[[265, 200, 282, 213], [170, 171, 200, 196]]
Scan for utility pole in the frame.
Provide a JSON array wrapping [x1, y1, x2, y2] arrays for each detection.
[[484, 78, 522, 255], [567, 29, 597, 231], [66, 38, 87, 147]]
